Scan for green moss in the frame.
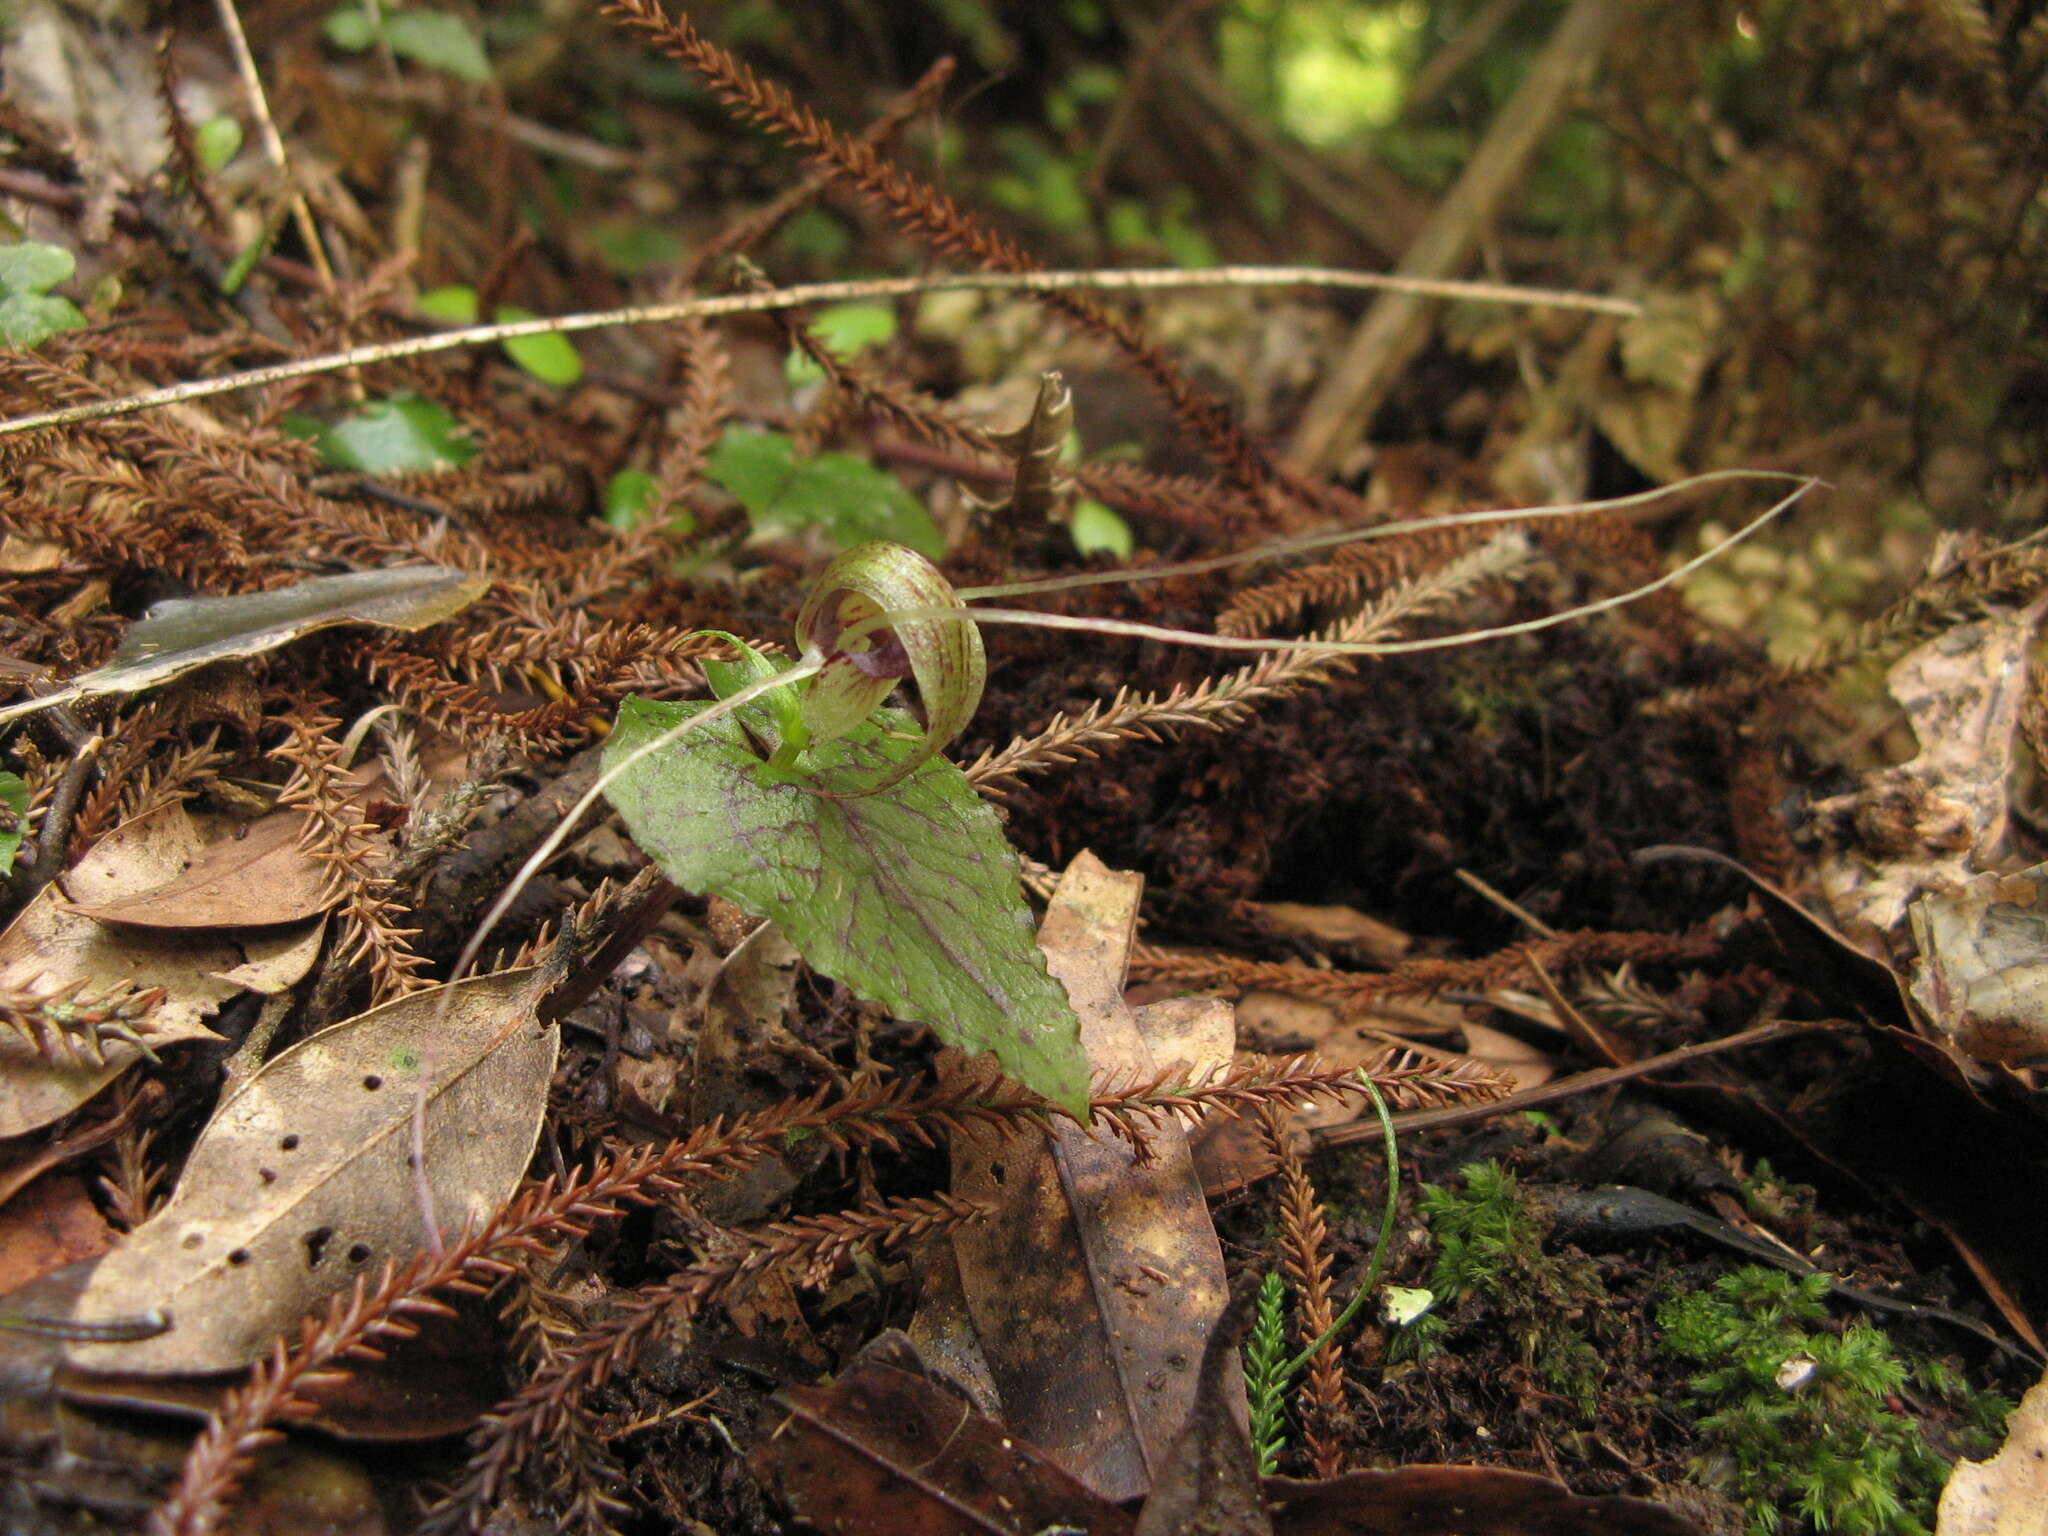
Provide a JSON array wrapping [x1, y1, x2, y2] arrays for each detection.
[[1657, 1266, 2010, 1536], [1412, 1160, 1610, 1416]]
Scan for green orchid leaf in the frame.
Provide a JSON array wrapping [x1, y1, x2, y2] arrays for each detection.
[[324, 5, 489, 83], [694, 631, 808, 764], [316, 393, 475, 474], [602, 469, 659, 529], [0, 773, 27, 876], [0, 243, 86, 349], [1068, 498, 1133, 560], [706, 429, 943, 557], [494, 304, 582, 387], [195, 116, 244, 174], [604, 692, 1089, 1115], [0, 243, 75, 297]]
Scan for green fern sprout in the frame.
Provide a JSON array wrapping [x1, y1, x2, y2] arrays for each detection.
[[1244, 1271, 1290, 1477]]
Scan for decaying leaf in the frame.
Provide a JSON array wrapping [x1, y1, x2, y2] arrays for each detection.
[[1133, 1281, 1272, 1536], [1811, 596, 2048, 944], [0, 566, 490, 725], [62, 780, 382, 930], [752, 1337, 1135, 1536], [0, 804, 308, 1138], [947, 850, 1238, 1503], [1909, 865, 2048, 1070], [63, 967, 556, 1376], [1938, 1369, 2048, 1536]]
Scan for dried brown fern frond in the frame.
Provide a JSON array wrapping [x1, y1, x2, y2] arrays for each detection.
[[1661, 529, 2048, 716], [271, 696, 431, 1002], [1069, 461, 1265, 544], [965, 531, 1533, 794], [1131, 925, 1721, 1006], [0, 976, 166, 1069], [151, 1053, 1407, 1535], [649, 317, 733, 516], [1262, 1105, 1346, 1477], [97, 1073, 168, 1231], [418, 1192, 981, 1536], [598, 0, 1272, 501]]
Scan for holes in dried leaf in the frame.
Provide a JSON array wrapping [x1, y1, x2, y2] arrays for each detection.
[[363, 1074, 382, 1090], [228, 1248, 250, 1266], [303, 1227, 333, 1268], [347, 1242, 372, 1264], [279, 1134, 300, 1151]]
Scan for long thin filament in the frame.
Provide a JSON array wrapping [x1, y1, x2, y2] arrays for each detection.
[[955, 468, 1812, 602], [849, 480, 1815, 659]]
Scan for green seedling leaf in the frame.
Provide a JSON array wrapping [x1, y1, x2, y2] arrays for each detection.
[[1069, 499, 1133, 560], [493, 304, 582, 387], [323, 5, 490, 82], [194, 115, 243, 173], [603, 469, 661, 530], [0, 773, 25, 876], [416, 290, 582, 386], [706, 429, 943, 557], [0, 242, 86, 349], [785, 301, 897, 388], [591, 219, 683, 276], [0, 243, 75, 295], [316, 393, 475, 474], [0, 566, 488, 725], [604, 692, 1089, 1115], [416, 284, 479, 324]]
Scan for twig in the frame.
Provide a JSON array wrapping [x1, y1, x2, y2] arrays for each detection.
[[212, 0, 337, 294], [0, 266, 1638, 440], [1288, 0, 1629, 472]]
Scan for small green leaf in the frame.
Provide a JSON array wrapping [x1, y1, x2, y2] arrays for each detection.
[[315, 394, 475, 474], [416, 284, 479, 324], [0, 242, 75, 297], [194, 116, 244, 174], [417, 290, 582, 386], [591, 220, 682, 276], [386, 8, 490, 80], [0, 293, 86, 349], [493, 304, 582, 387], [706, 429, 942, 557], [0, 773, 27, 876], [0, 243, 85, 349], [321, 6, 377, 50], [1068, 499, 1133, 560], [785, 301, 896, 387], [604, 693, 1089, 1115], [776, 208, 850, 265], [603, 469, 661, 530], [325, 5, 489, 82]]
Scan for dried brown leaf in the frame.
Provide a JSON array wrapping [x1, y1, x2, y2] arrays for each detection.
[[63, 967, 556, 1376]]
